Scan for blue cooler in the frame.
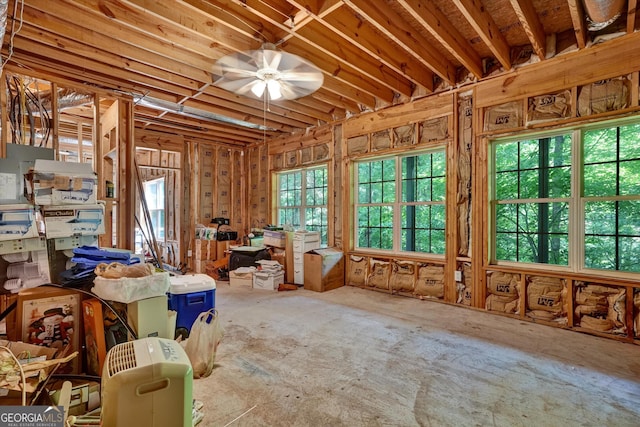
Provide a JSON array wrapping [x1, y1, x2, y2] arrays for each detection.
[[168, 274, 216, 338]]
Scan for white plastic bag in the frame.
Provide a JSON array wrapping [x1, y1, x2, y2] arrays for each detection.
[[184, 309, 224, 378]]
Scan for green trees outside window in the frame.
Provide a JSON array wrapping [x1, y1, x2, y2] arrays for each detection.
[[276, 166, 328, 244], [492, 121, 640, 273], [355, 150, 446, 254]]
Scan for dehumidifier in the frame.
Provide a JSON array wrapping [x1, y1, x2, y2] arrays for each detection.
[[101, 337, 193, 427]]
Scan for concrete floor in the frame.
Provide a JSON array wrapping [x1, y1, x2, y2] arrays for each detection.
[[193, 283, 640, 427]]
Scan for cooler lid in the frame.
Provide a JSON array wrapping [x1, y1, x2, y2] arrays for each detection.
[[169, 273, 216, 294]]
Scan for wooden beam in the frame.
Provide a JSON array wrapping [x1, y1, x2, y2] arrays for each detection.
[[343, 92, 454, 139], [71, 0, 254, 56], [15, 26, 206, 92], [51, 82, 60, 158], [566, 0, 588, 49], [475, 31, 640, 107], [508, 0, 547, 60], [320, 7, 436, 92], [20, 6, 214, 81], [396, 0, 484, 79], [0, 71, 7, 155], [628, 0, 638, 34], [451, 0, 512, 70], [343, 0, 457, 84]]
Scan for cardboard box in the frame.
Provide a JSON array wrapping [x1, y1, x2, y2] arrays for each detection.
[[303, 248, 345, 292], [42, 204, 105, 238], [253, 271, 284, 290], [263, 230, 286, 248], [0, 340, 59, 404], [82, 299, 107, 376], [229, 268, 255, 287], [26, 159, 97, 205]]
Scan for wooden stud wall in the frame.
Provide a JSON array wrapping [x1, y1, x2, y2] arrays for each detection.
[[248, 36, 640, 344]]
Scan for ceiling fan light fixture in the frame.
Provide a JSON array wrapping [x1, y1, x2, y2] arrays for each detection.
[[250, 80, 266, 98], [266, 79, 282, 100], [213, 43, 324, 100]]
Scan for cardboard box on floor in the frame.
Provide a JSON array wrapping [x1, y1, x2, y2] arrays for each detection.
[[0, 340, 59, 405], [303, 248, 344, 292]]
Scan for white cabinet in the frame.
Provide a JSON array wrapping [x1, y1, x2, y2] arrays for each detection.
[[292, 231, 320, 285]]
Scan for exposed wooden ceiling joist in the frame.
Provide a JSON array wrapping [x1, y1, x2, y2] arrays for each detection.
[[2, 0, 629, 145]]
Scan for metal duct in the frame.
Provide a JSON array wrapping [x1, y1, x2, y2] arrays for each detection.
[[582, 0, 626, 30], [41, 88, 94, 111], [133, 95, 274, 131]]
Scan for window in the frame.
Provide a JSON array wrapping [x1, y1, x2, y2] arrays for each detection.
[[491, 121, 640, 273], [355, 150, 446, 254], [276, 166, 328, 244], [135, 177, 165, 253], [493, 135, 572, 265], [583, 124, 640, 272]]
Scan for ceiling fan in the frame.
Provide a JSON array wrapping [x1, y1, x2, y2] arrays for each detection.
[[212, 43, 324, 101]]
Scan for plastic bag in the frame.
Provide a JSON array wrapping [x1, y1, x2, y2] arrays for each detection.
[[184, 309, 224, 378]]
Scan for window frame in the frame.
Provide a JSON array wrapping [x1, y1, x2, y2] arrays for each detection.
[[489, 117, 640, 279], [353, 147, 447, 257], [275, 164, 329, 244]]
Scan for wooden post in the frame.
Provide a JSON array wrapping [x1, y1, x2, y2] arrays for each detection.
[[51, 83, 59, 157]]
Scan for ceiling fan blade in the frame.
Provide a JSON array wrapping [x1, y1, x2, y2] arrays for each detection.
[[277, 83, 303, 100], [215, 77, 260, 94], [278, 81, 321, 100], [259, 49, 283, 71], [213, 44, 324, 100], [279, 71, 324, 83], [213, 54, 258, 76]]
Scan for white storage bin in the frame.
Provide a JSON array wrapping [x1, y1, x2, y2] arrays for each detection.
[[293, 231, 320, 242], [92, 271, 170, 303], [253, 271, 284, 291]]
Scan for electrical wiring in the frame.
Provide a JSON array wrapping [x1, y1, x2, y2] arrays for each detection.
[[41, 284, 137, 340], [6, 74, 52, 146], [0, 0, 24, 73], [0, 345, 27, 406]]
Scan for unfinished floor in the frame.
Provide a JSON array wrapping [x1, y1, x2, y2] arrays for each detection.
[[193, 284, 640, 427]]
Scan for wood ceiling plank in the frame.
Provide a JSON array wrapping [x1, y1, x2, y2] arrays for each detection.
[[316, 7, 436, 92], [213, 0, 402, 102], [343, 0, 457, 84], [10, 38, 194, 98], [566, 0, 587, 49], [310, 89, 362, 113], [24, 0, 220, 71], [283, 0, 424, 96], [289, 96, 345, 122], [66, 0, 249, 56], [21, 7, 213, 82], [16, 25, 206, 92], [508, 0, 546, 60], [291, 21, 415, 96], [396, 0, 484, 78], [451, 0, 512, 70]]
